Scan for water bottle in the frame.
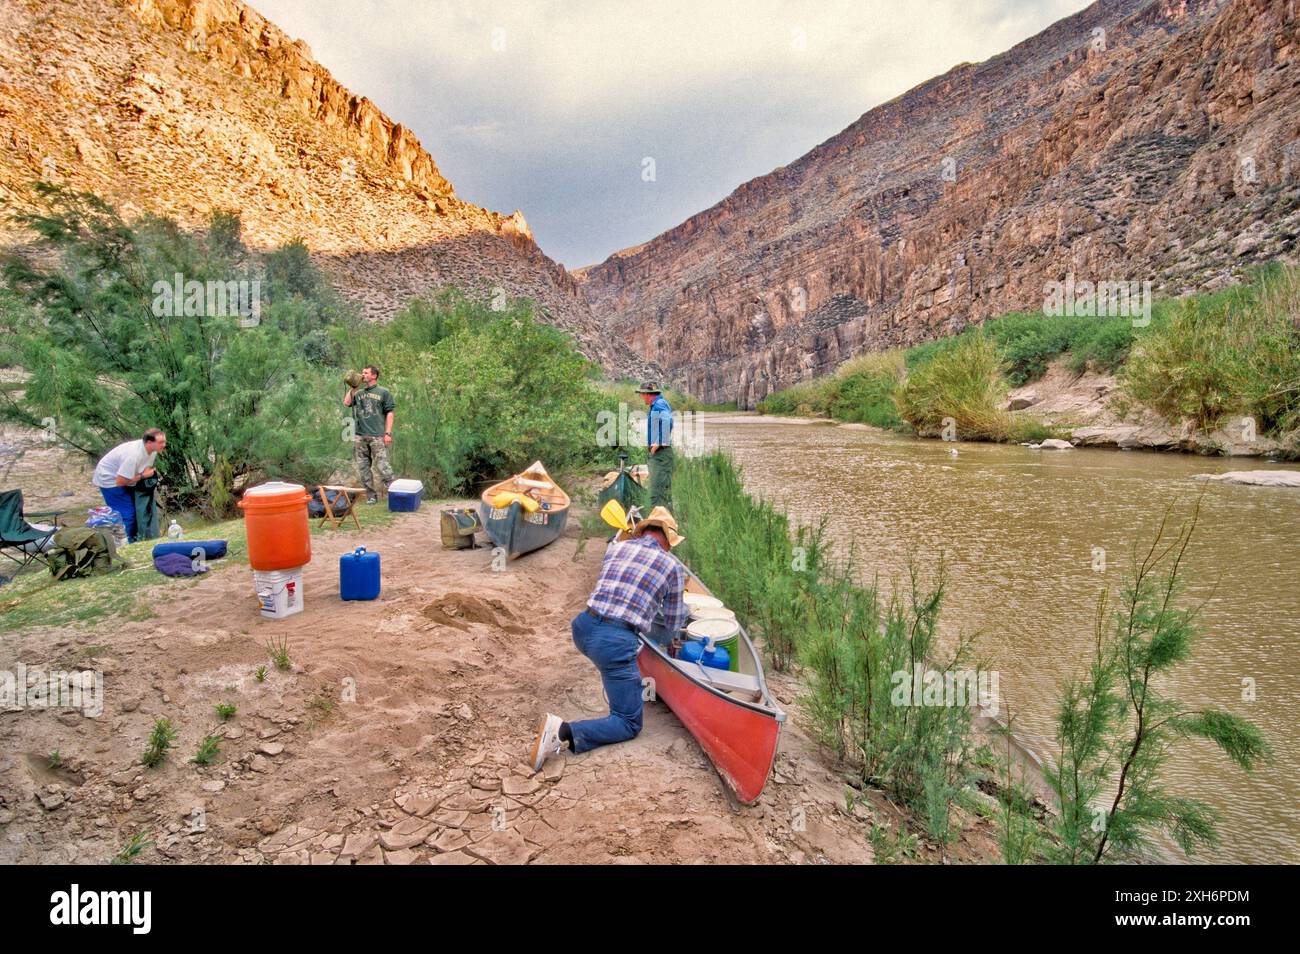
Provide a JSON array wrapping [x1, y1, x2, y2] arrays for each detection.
[[167, 520, 183, 540]]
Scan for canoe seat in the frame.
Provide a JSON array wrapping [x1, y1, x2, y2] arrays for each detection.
[[515, 477, 554, 490], [671, 659, 761, 697]]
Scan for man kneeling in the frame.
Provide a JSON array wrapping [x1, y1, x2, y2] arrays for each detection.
[[531, 507, 687, 770]]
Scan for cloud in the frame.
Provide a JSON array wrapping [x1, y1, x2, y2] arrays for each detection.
[[250, 0, 1091, 267]]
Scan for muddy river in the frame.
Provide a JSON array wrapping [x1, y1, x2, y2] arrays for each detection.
[[701, 414, 1299, 864]]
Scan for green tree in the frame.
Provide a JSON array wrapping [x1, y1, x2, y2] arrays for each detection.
[[0, 184, 343, 512], [1045, 499, 1271, 863]]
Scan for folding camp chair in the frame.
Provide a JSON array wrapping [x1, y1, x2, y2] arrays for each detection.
[[313, 485, 363, 531], [0, 489, 63, 571]]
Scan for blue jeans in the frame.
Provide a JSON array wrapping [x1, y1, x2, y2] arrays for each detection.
[[99, 485, 137, 542], [568, 610, 644, 754]]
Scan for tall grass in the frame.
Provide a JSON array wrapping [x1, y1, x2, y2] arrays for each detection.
[[894, 333, 1016, 441], [673, 452, 977, 840], [798, 559, 977, 842], [672, 452, 827, 671], [759, 351, 905, 428], [1122, 265, 1300, 439]]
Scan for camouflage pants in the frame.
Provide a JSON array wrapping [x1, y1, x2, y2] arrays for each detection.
[[354, 436, 393, 495]]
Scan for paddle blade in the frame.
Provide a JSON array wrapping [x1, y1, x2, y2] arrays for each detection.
[[599, 499, 631, 530]]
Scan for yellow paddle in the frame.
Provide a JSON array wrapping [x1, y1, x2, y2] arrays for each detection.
[[599, 499, 632, 531]]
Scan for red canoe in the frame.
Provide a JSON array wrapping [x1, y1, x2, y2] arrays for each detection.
[[638, 568, 785, 804]]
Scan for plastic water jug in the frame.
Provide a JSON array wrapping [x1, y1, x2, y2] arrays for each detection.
[[702, 643, 731, 671], [681, 638, 730, 671], [340, 546, 380, 601]]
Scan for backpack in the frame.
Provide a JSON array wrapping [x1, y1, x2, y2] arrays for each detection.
[[47, 527, 122, 581], [440, 507, 482, 549], [307, 487, 354, 520]]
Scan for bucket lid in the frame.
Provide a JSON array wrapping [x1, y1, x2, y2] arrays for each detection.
[[682, 592, 723, 609], [687, 617, 740, 640], [690, 606, 737, 621], [244, 481, 306, 496]]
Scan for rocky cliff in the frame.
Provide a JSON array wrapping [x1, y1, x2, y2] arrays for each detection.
[[0, 0, 627, 368], [577, 0, 1300, 407]]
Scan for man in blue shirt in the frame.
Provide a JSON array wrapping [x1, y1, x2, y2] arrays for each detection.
[[531, 507, 688, 770], [638, 381, 674, 508]]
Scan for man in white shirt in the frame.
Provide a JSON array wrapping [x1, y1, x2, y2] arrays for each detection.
[[92, 428, 166, 543]]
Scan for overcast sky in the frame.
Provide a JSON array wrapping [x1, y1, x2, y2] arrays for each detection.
[[251, 0, 1092, 268]]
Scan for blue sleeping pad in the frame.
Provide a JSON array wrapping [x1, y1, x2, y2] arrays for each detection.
[[151, 540, 228, 560]]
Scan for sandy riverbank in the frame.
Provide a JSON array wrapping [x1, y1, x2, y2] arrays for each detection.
[[0, 490, 1022, 865]]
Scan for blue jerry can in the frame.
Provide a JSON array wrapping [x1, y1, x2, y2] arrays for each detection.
[[340, 546, 381, 601]]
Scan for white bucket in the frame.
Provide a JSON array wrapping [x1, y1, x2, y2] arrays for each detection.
[[683, 592, 723, 610], [254, 566, 304, 620], [686, 616, 741, 642], [690, 605, 737, 622]]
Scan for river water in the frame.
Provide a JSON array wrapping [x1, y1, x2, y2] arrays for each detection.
[[700, 414, 1299, 864]]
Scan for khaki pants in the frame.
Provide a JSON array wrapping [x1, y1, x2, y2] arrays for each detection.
[[354, 436, 393, 495], [649, 446, 674, 510]]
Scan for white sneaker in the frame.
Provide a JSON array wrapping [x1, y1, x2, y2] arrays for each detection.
[[530, 713, 565, 772]]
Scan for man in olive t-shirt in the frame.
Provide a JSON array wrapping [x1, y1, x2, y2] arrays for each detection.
[[343, 364, 395, 502]]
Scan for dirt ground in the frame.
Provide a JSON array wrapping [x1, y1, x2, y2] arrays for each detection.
[[0, 495, 1009, 865]]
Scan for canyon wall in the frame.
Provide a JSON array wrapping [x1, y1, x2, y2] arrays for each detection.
[[577, 0, 1300, 407]]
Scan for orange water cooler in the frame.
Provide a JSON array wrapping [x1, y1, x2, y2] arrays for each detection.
[[238, 481, 311, 618]]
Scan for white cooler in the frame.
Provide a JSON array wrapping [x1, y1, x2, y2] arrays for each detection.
[[254, 567, 304, 620]]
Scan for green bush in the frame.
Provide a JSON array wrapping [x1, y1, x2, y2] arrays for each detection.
[[0, 185, 344, 513], [906, 311, 1138, 387], [1121, 266, 1300, 438], [346, 289, 622, 494], [756, 379, 829, 417], [825, 352, 906, 428], [895, 333, 1013, 441], [758, 351, 905, 428]]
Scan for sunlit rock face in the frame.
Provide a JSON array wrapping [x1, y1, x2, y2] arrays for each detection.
[[0, 0, 641, 374]]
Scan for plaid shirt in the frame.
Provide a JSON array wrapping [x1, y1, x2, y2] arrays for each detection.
[[587, 536, 688, 634]]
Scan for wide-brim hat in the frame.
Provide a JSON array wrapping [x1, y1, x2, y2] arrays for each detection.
[[631, 505, 684, 548], [635, 381, 662, 394]]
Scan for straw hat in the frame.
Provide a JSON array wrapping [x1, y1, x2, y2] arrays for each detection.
[[631, 506, 684, 548], [635, 381, 663, 394]]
